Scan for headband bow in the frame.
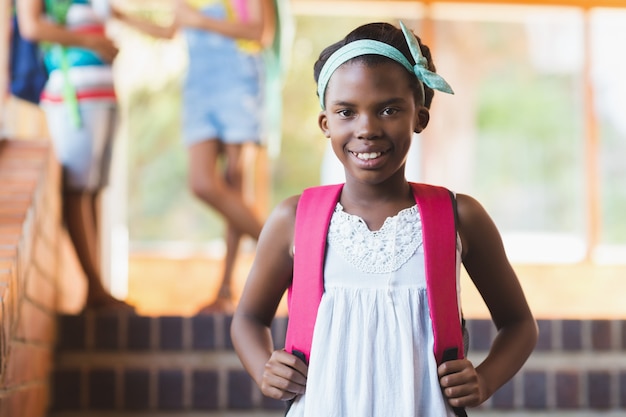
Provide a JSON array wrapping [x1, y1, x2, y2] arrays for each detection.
[[399, 21, 454, 96]]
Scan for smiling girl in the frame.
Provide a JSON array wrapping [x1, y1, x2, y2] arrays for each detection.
[[231, 21, 538, 416]]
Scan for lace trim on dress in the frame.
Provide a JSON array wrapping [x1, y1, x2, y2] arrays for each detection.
[[327, 202, 423, 274]]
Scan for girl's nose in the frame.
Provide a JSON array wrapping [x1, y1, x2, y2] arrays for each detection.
[[355, 114, 382, 140]]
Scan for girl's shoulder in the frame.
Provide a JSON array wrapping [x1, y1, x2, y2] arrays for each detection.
[[264, 194, 300, 234], [455, 193, 486, 222], [257, 194, 301, 258], [455, 193, 504, 259], [273, 194, 300, 216]]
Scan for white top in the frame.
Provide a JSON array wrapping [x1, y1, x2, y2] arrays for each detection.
[[287, 202, 458, 417]]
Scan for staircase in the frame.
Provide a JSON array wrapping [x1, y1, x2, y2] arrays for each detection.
[[48, 314, 626, 416]]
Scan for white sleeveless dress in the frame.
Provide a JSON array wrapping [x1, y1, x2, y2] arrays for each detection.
[[287, 202, 459, 417]]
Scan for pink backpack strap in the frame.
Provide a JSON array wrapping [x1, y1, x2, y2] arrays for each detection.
[[412, 183, 467, 417], [284, 184, 343, 363], [410, 183, 464, 365]]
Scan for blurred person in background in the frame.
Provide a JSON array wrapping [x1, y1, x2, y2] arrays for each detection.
[[114, 0, 276, 313], [17, 0, 134, 312]]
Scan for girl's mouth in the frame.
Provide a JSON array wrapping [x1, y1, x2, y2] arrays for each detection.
[[352, 151, 384, 161]]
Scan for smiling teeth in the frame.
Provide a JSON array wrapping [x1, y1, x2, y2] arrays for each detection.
[[354, 152, 382, 160]]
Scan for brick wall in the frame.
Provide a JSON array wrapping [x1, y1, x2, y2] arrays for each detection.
[[0, 138, 62, 417], [49, 313, 626, 416]]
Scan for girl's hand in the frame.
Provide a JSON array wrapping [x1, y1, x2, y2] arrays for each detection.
[[174, 0, 201, 28], [261, 350, 308, 401], [438, 359, 485, 408], [110, 4, 124, 20], [83, 34, 118, 62]]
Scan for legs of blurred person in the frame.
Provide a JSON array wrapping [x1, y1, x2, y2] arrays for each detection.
[[45, 102, 134, 313], [188, 140, 262, 314], [64, 191, 134, 311]]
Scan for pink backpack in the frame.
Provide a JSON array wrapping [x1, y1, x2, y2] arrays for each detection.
[[284, 182, 467, 416]]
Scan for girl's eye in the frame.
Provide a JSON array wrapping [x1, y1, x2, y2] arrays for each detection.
[[337, 109, 354, 118], [381, 107, 398, 116]]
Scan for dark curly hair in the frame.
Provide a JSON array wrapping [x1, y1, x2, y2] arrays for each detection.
[[314, 22, 438, 109]]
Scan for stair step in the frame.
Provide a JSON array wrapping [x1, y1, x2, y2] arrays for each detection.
[[51, 312, 287, 414], [51, 313, 626, 414]]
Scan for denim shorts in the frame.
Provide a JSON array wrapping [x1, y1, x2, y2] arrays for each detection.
[[43, 100, 118, 191], [181, 4, 265, 147]]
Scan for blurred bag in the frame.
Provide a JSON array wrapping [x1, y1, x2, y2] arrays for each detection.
[[9, 12, 48, 104]]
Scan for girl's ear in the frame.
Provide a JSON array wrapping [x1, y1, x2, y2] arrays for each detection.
[[414, 107, 430, 134], [318, 111, 331, 138]]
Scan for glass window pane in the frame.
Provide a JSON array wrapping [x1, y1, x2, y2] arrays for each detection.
[[425, 6, 587, 262]]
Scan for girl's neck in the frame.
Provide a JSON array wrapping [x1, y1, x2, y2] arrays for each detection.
[[340, 178, 415, 231]]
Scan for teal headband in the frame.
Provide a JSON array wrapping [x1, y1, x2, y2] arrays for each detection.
[[317, 21, 454, 109]]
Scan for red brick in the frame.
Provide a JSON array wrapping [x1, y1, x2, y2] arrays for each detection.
[[0, 259, 15, 273], [88, 368, 117, 410], [0, 246, 18, 259], [0, 187, 31, 199], [0, 158, 44, 171], [588, 371, 612, 409], [561, 320, 583, 351], [2, 264, 19, 330], [524, 371, 547, 409], [50, 369, 82, 411], [0, 139, 49, 154], [0, 193, 31, 204], [25, 263, 56, 312], [0, 171, 40, 183], [32, 236, 58, 283], [0, 159, 44, 172], [0, 181, 38, 195], [591, 320, 613, 351], [0, 201, 31, 215], [157, 370, 184, 410], [228, 370, 254, 409], [123, 369, 151, 410], [0, 284, 7, 378], [36, 206, 60, 247], [14, 299, 57, 344], [2, 342, 52, 389], [0, 218, 24, 232], [94, 312, 121, 350], [0, 235, 20, 247], [492, 378, 515, 409], [29, 384, 51, 417], [555, 371, 580, 409], [0, 272, 15, 354], [159, 317, 184, 350], [192, 370, 219, 410]]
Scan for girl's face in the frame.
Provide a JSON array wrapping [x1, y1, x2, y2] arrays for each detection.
[[318, 60, 429, 186]]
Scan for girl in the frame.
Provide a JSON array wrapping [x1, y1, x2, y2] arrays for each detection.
[[17, 0, 134, 312], [231, 21, 538, 415], [113, 0, 276, 313]]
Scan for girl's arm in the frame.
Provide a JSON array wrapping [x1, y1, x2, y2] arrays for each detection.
[[231, 196, 307, 401], [175, 0, 276, 47], [439, 194, 538, 408], [111, 5, 177, 39], [16, 0, 118, 62]]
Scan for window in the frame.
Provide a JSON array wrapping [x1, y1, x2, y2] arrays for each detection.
[[421, 5, 588, 263]]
